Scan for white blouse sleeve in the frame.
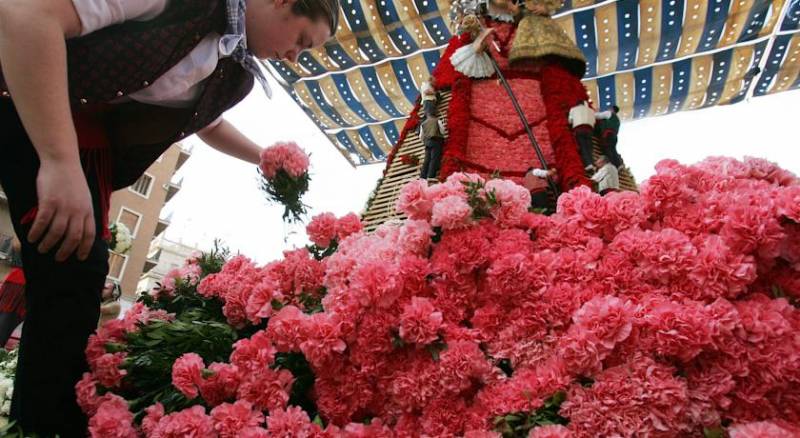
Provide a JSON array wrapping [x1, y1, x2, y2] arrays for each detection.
[[72, 0, 170, 36]]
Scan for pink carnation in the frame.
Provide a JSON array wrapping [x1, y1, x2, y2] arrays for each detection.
[[431, 195, 473, 230], [399, 297, 443, 345], [172, 352, 204, 399], [92, 352, 127, 388], [236, 367, 294, 411], [150, 405, 215, 438], [266, 406, 321, 437], [142, 403, 165, 436], [307, 212, 338, 248], [729, 421, 798, 438], [485, 178, 531, 228], [210, 400, 265, 438], [336, 212, 363, 240], [300, 312, 347, 367], [528, 425, 571, 438], [396, 179, 433, 220], [199, 362, 241, 407], [88, 395, 137, 438], [259, 141, 310, 179], [266, 305, 309, 352]]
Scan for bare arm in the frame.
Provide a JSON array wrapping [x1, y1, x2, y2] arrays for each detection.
[[0, 0, 96, 261], [197, 118, 262, 165]]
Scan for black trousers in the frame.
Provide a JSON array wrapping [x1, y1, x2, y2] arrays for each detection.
[[602, 133, 623, 167], [573, 126, 594, 168], [0, 101, 105, 437], [420, 137, 444, 179]]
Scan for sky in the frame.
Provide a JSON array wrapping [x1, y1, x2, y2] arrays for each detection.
[[162, 77, 800, 264]]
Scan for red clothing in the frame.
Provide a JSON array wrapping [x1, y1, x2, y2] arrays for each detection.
[[0, 268, 26, 318]]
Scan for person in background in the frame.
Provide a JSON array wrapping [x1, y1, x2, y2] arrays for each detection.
[[98, 280, 121, 328], [419, 111, 448, 180], [419, 76, 439, 117], [568, 99, 597, 171], [591, 155, 619, 195], [595, 105, 623, 168], [0, 237, 25, 348], [523, 166, 558, 212]]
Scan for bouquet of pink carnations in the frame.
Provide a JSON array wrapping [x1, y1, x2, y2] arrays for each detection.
[[80, 157, 800, 438], [258, 141, 311, 222]]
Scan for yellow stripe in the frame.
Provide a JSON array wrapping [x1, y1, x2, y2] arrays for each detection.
[[648, 63, 673, 115], [683, 54, 714, 110], [720, 0, 757, 46], [317, 76, 371, 125], [614, 71, 636, 119], [637, 0, 663, 66], [594, 5, 620, 76], [395, 0, 439, 48], [677, 0, 709, 57], [759, 0, 788, 37], [343, 69, 389, 120], [375, 63, 415, 113], [718, 44, 755, 104], [369, 124, 394, 154], [294, 83, 340, 129], [769, 34, 800, 93], [345, 129, 374, 159], [407, 55, 434, 88], [583, 78, 600, 107], [572, 0, 595, 9]]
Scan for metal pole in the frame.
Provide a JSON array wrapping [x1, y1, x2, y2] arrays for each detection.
[[487, 54, 560, 196]]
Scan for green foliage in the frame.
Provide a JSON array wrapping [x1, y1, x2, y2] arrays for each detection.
[[494, 391, 569, 437], [307, 242, 339, 261], [259, 168, 311, 223], [274, 352, 318, 419], [117, 312, 237, 414]]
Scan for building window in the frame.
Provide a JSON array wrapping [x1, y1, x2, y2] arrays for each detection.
[[108, 252, 127, 281], [130, 174, 154, 198], [117, 208, 142, 238]]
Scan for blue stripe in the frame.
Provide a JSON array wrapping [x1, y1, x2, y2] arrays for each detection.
[[632, 67, 653, 119], [374, 0, 421, 54], [325, 43, 358, 69], [305, 81, 351, 127], [413, 0, 451, 45], [754, 34, 792, 96], [331, 73, 378, 123], [616, 0, 640, 71], [422, 51, 442, 76], [596, 75, 617, 110], [296, 52, 328, 76], [701, 47, 733, 107], [270, 60, 301, 84], [382, 121, 401, 145], [730, 39, 769, 103], [341, 0, 388, 62], [391, 59, 421, 104], [668, 58, 693, 113], [738, 0, 773, 42], [656, 0, 685, 61], [781, 0, 800, 31], [334, 132, 368, 164], [697, 0, 732, 53], [358, 127, 386, 159], [573, 10, 599, 77], [360, 67, 405, 118], [556, 0, 572, 15]]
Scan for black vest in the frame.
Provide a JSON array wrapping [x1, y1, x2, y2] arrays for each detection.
[[0, 0, 254, 189]]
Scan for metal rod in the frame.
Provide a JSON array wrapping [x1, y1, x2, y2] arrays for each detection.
[[487, 54, 560, 196]]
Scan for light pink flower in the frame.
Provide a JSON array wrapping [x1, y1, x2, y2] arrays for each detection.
[[431, 195, 473, 230], [259, 141, 310, 179], [88, 395, 137, 438], [307, 212, 338, 248], [399, 297, 443, 345], [210, 400, 265, 438], [172, 352, 204, 399]]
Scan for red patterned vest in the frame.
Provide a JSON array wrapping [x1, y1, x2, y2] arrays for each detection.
[[0, 0, 254, 189]]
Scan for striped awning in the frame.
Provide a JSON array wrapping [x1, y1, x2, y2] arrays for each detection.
[[267, 0, 800, 166]]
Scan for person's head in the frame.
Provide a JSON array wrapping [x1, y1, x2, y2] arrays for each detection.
[[575, 99, 584, 106], [611, 105, 619, 114], [595, 155, 608, 168], [102, 281, 121, 302], [246, 0, 340, 62]]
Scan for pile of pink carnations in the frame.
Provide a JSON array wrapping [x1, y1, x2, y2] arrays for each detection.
[[81, 157, 800, 437]]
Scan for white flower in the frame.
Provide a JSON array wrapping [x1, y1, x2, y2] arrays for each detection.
[[110, 222, 133, 254]]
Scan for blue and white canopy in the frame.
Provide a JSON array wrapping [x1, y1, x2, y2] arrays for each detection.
[[266, 0, 800, 165]]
